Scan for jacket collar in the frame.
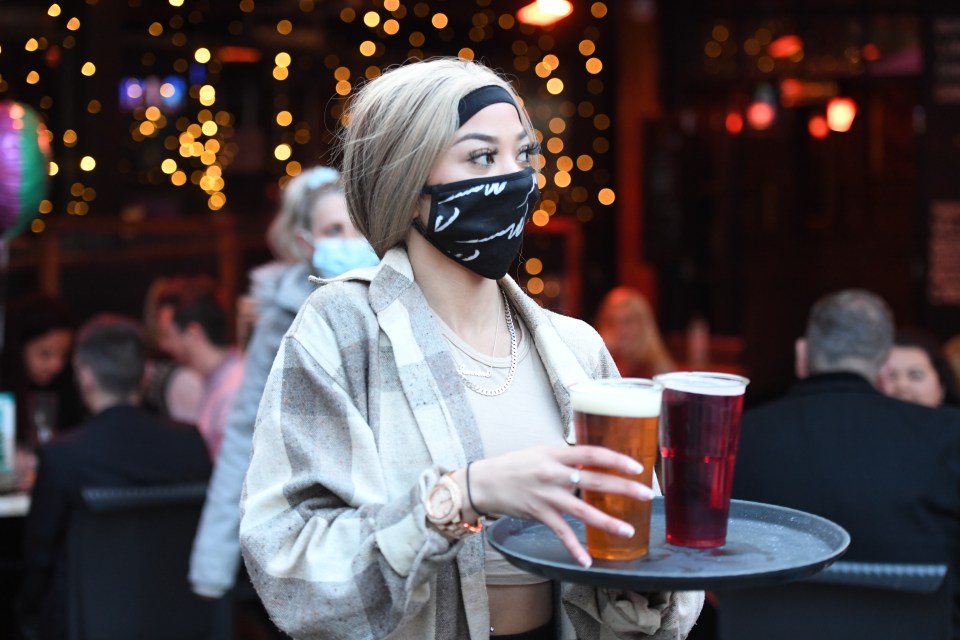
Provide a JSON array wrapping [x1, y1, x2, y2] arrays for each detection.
[[323, 245, 589, 451], [787, 371, 881, 397]]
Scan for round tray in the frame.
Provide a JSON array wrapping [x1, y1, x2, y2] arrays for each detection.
[[486, 498, 850, 591]]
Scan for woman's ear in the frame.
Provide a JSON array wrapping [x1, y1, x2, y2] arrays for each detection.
[[292, 229, 313, 261], [794, 338, 809, 379], [413, 194, 429, 223], [75, 363, 97, 400]]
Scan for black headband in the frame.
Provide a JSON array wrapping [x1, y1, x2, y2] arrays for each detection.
[[457, 85, 519, 127]]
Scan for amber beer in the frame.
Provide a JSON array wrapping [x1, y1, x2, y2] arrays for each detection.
[[570, 379, 662, 561]]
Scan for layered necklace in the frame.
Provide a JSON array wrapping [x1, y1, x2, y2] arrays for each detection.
[[448, 287, 518, 397]]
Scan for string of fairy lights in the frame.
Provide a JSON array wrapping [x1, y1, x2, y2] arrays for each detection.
[[1, 0, 615, 307]]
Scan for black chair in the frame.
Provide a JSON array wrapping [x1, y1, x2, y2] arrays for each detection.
[[67, 483, 228, 640], [716, 561, 951, 640]]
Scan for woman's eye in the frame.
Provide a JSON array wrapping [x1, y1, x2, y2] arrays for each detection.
[[518, 144, 540, 163], [469, 149, 496, 166], [320, 224, 346, 238]]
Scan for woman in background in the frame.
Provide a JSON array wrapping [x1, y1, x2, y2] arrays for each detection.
[[2, 294, 85, 447], [879, 329, 960, 407], [595, 286, 675, 379], [188, 166, 377, 604]]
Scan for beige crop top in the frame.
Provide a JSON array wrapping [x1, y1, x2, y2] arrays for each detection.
[[438, 313, 567, 585]]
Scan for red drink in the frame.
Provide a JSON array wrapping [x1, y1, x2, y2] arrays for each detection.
[[570, 379, 662, 560], [655, 372, 748, 548]]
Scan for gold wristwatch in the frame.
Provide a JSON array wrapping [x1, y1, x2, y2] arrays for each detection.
[[425, 473, 483, 540]]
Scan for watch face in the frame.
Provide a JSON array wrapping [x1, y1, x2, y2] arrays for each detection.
[[429, 484, 455, 520]]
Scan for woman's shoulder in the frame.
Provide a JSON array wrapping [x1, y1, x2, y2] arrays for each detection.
[[535, 305, 604, 348], [289, 279, 378, 342], [302, 278, 374, 312], [248, 261, 289, 302]]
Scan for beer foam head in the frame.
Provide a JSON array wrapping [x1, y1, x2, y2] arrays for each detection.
[[568, 378, 662, 417], [654, 371, 749, 396]]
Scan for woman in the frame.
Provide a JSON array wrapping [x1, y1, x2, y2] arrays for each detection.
[[2, 294, 85, 447], [595, 286, 676, 379], [878, 329, 960, 407], [240, 58, 702, 639], [189, 166, 377, 602]]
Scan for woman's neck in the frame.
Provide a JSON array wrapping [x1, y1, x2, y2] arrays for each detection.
[[406, 231, 508, 354]]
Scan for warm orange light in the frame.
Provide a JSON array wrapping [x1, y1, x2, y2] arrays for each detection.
[[725, 110, 743, 135], [746, 102, 775, 130], [808, 115, 829, 139], [862, 43, 880, 62], [217, 46, 262, 63], [517, 0, 573, 27], [826, 97, 856, 132], [767, 35, 803, 59], [779, 78, 838, 108]]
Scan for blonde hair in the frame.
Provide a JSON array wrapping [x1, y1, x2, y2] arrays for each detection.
[[266, 166, 343, 262], [595, 286, 676, 377], [339, 57, 538, 257]]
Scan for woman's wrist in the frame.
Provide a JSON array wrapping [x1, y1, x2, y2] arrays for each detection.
[[424, 470, 483, 540], [449, 468, 482, 523]]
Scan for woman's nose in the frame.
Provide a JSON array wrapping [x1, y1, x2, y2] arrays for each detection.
[[504, 158, 523, 173]]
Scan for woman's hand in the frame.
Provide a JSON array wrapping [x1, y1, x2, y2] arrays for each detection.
[[450, 446, 653, 567]]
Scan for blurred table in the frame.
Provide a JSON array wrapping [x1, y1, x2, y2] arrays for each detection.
[[0, 493, 30, 518]]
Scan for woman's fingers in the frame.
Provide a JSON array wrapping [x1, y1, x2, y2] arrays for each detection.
[[536, 509, 592, 568], [559, 444, 644, 476], [566, 466, 654, 500], [473, 446, 652, 517], [555, 490, 638, 539], [468, 445, 660, 566], [470, 445, 653, 568], [539, 492, 643, 567]]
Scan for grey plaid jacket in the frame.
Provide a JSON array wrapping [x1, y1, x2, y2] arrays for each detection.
[[239, 247, 703, 639]]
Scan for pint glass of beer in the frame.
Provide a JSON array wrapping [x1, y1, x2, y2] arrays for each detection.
[[570, 378, 662, 560], [654, 371, 749, 548]]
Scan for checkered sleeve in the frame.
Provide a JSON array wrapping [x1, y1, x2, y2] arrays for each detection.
[[239, 293, 461, 639]]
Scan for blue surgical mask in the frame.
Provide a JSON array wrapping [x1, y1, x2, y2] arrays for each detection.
[[311, 237, 380, 278]]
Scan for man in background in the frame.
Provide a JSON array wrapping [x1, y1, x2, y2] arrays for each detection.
[[155, 275, 244, 459], [19, 314, 211, 640], [732, 289, 960, 632]]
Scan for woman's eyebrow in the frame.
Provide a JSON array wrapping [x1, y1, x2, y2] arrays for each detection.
[[452, 130, 530, 146]]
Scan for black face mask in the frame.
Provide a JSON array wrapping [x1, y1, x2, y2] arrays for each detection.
[[413, 167, 540, 279]]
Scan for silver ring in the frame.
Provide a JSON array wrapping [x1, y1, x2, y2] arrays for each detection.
[[569, 468, 582, 487]]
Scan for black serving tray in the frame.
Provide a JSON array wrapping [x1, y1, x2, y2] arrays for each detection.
[[486, 498, 849, 591]]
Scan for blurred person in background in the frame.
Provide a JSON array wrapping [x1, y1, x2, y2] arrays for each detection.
[[188, 167, 376, 617], [879, 329, 960, 407], [944, 334, 960, 399], [19, 314, 211, 640], [595, 286, 676, 378], [1, 294, 85, 449], [733, 289, 960, 635], [141, 276, 205, 424], [154, 275, 243, 459]]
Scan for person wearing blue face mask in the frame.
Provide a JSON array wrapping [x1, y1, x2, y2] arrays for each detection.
[[239, 59, 703, 640], [187, 166, 376, 629], [286, 166, 380, 279]]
